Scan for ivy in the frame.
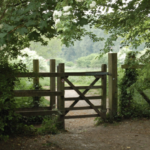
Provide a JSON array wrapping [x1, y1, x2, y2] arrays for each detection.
[[119, 51, 138, 118]]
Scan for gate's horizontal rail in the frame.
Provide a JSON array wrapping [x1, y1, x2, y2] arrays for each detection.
[[14, 71, 108, 78], [15, 110, 59, 117], [13, 90, 62, 97], [65, 72, 108, 76], [65, 86, 102, 90], [64, 96, 102, 101], [65, 105, 102, 111], [65, 114, 100, 119]]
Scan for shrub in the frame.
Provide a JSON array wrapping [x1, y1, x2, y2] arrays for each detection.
[[0, 61, 34, 140], [76, 53, 108, 68], [37, 115, 59, 135], [76, 53, 98, 68], [66, 61, 74, 67]]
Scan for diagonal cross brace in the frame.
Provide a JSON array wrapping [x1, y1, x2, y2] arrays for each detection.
[[64, 77, 101, 116]]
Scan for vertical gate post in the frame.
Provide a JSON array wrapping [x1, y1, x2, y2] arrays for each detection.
[[57, 63, 65, 129], [108, 53, 118, 118], [50, 59, 56, 110], [57, 65, 60, 110], [33, 59, 40, 108], [101, 64, 107, 119]]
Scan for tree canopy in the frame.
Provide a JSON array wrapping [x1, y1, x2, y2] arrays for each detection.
[[0, 0, 149, 61]]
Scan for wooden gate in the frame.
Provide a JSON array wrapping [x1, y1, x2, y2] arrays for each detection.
[[56, 53, 118, 129], [63, 64, 107, 119]]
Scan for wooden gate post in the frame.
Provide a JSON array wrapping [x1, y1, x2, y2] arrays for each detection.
[[50, 59, 56, 110], [33, 59, 40, 108], [108, 53, 118, 118], [57, 63, 65, 129], [101, 64, 107, 120]]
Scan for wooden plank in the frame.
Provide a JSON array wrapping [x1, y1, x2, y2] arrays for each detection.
[[15, 72, 62, 77], [33, 59, 40, 107], [65, 71, 105, 76], [108, 53, 118, 118], [16, 107, 51, 111], [101, 64, 107, 119], [121, 64, 144, 69], [65, 106, 102, 110], [64, 96, 102, 101], [50, 59, 56, 110], [64, 77, 101, 116], [65, 114, 100, 119], [13, 90, 62, 97], [65, 86, 102, 90], [15, 110, 59, 117]]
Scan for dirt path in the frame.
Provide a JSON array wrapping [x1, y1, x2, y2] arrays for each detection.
[[42, 87, 150, 150], [1, 87, 150, 150], [44, 86, 109, 131]]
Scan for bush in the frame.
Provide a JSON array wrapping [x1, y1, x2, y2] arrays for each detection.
[[76, 53, 98, 68], [8, 48, 49, 72], [37, 115, 59, 135], [90, 53, 108, 68], [66, 61, 74, 67], [0, 62, 34, 140], [76, 53, 108, 68]]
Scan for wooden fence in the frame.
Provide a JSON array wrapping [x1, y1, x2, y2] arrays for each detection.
[[1, 53, 118, 129]]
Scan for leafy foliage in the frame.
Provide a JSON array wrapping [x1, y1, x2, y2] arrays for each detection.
[[0, 61, 30, 140], [37, 115, 59, 135], [76, 53, 108, 68]]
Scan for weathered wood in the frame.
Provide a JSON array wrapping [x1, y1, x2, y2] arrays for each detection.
[[57, 63, 65, 129], [64, 77, 101, 116], [65, 77, 100, 115], [16, 107, 51, 111], [65, 114, 99, 119], [121, 64, 144, 69], [15, 72, 61, 77], [33, 59, 40, 107], [64, 96, 102, 101], [65, 85, 102, 90], [15, 110, 59, 117], [50, 59, 56, 110], [13, 90, 62, 97], [65, 106, 102, 111], [65, 71, 106, 76], [57, 66, 60, 109], [108, 53, 118, 118], [101, 64, 107, 119]]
